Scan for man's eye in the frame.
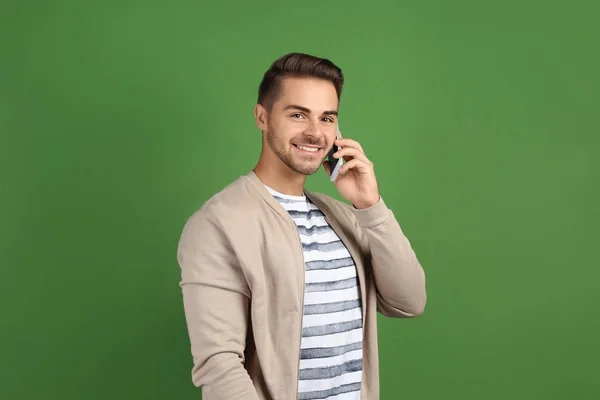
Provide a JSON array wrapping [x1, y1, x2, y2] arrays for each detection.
[[324, 117, 334, 123], [292, 113, 304, 119]]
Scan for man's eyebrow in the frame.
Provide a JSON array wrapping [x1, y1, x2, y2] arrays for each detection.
[[283, 104, 338, 116]]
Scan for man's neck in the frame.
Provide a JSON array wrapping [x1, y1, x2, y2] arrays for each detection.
[[253, 161, 307, 197]]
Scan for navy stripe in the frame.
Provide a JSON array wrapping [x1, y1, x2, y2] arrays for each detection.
[[299, 359, 363, 380], [300, 341, 363, 359], [288, 209, 325, 220], [296, 225, 331, 236], [272, 195, 308, 204], [302, 319, 363, 337], [298, 382, 362, 400], [295, 222, 330, 231], [302, 240, 345, 252], [303, 300, 361, 315], [305, 257, 355, 271], [305, 277, 358, 293]]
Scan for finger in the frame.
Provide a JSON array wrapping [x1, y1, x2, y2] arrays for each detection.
[[334, 147, 371, 164], [339, 159, 373, 175], [335, 138, 364, 153]]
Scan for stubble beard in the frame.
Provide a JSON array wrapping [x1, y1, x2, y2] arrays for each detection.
[[265, 128, 323, 176]]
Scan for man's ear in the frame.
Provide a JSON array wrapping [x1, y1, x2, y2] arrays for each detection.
[[254, 103, 268, 131]]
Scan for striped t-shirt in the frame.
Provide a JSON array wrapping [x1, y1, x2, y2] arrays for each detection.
[[266, 186, 363, 400]]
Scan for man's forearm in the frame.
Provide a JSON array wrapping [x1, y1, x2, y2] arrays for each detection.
[[352, 198, 427, 317]]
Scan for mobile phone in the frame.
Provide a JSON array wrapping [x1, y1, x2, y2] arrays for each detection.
[[326, 123, 343, 182]]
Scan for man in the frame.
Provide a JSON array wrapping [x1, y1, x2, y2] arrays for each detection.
[[177, 52, 426, 400]]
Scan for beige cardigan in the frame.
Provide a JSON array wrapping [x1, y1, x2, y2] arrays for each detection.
[[177, 170, 426, 399]]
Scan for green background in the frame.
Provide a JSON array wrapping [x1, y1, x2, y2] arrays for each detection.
[[1, 1, 598, 399]]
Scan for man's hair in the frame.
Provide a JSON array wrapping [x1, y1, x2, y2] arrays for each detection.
[[257, 52, 344, 111]]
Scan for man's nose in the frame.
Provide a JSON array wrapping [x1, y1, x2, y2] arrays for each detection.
[[306, 118, 324, 137]]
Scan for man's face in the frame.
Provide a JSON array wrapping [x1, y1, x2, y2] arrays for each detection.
[[261, 77, 339, 176]]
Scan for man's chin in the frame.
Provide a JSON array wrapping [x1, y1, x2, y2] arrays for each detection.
[[290, 163, 321, 176]]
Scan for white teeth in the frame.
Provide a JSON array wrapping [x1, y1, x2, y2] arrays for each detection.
[[297, 145, 318, 152]]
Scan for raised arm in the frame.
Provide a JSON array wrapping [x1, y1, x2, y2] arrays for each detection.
[[323, 136, 426, 317]]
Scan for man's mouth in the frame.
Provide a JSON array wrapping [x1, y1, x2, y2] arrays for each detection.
[[293, 144, 322, 154]]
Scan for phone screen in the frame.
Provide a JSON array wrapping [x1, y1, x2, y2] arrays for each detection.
[[326, 123, 343, 182]]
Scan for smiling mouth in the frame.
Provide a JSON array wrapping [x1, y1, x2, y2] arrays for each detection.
[[293, 144, 321, 153]]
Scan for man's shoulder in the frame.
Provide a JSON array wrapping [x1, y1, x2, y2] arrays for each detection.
[[181, 174, 258, 232], [205, 174, 257, 210]]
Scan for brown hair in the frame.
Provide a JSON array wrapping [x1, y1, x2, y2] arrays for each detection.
[[257, 52, 344, 111]]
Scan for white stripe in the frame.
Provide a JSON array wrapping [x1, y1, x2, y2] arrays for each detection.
[[265, 187, 304, 202], [302, 307, 363, 328], [301, 328, 363, 349], [281, 202, 320, 212], [300, 349, 363, 370], [305, 266, 357, 284], [304, 287, 360, 305], [302, 248, 351, 263], [298, 370, 362, 393]]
